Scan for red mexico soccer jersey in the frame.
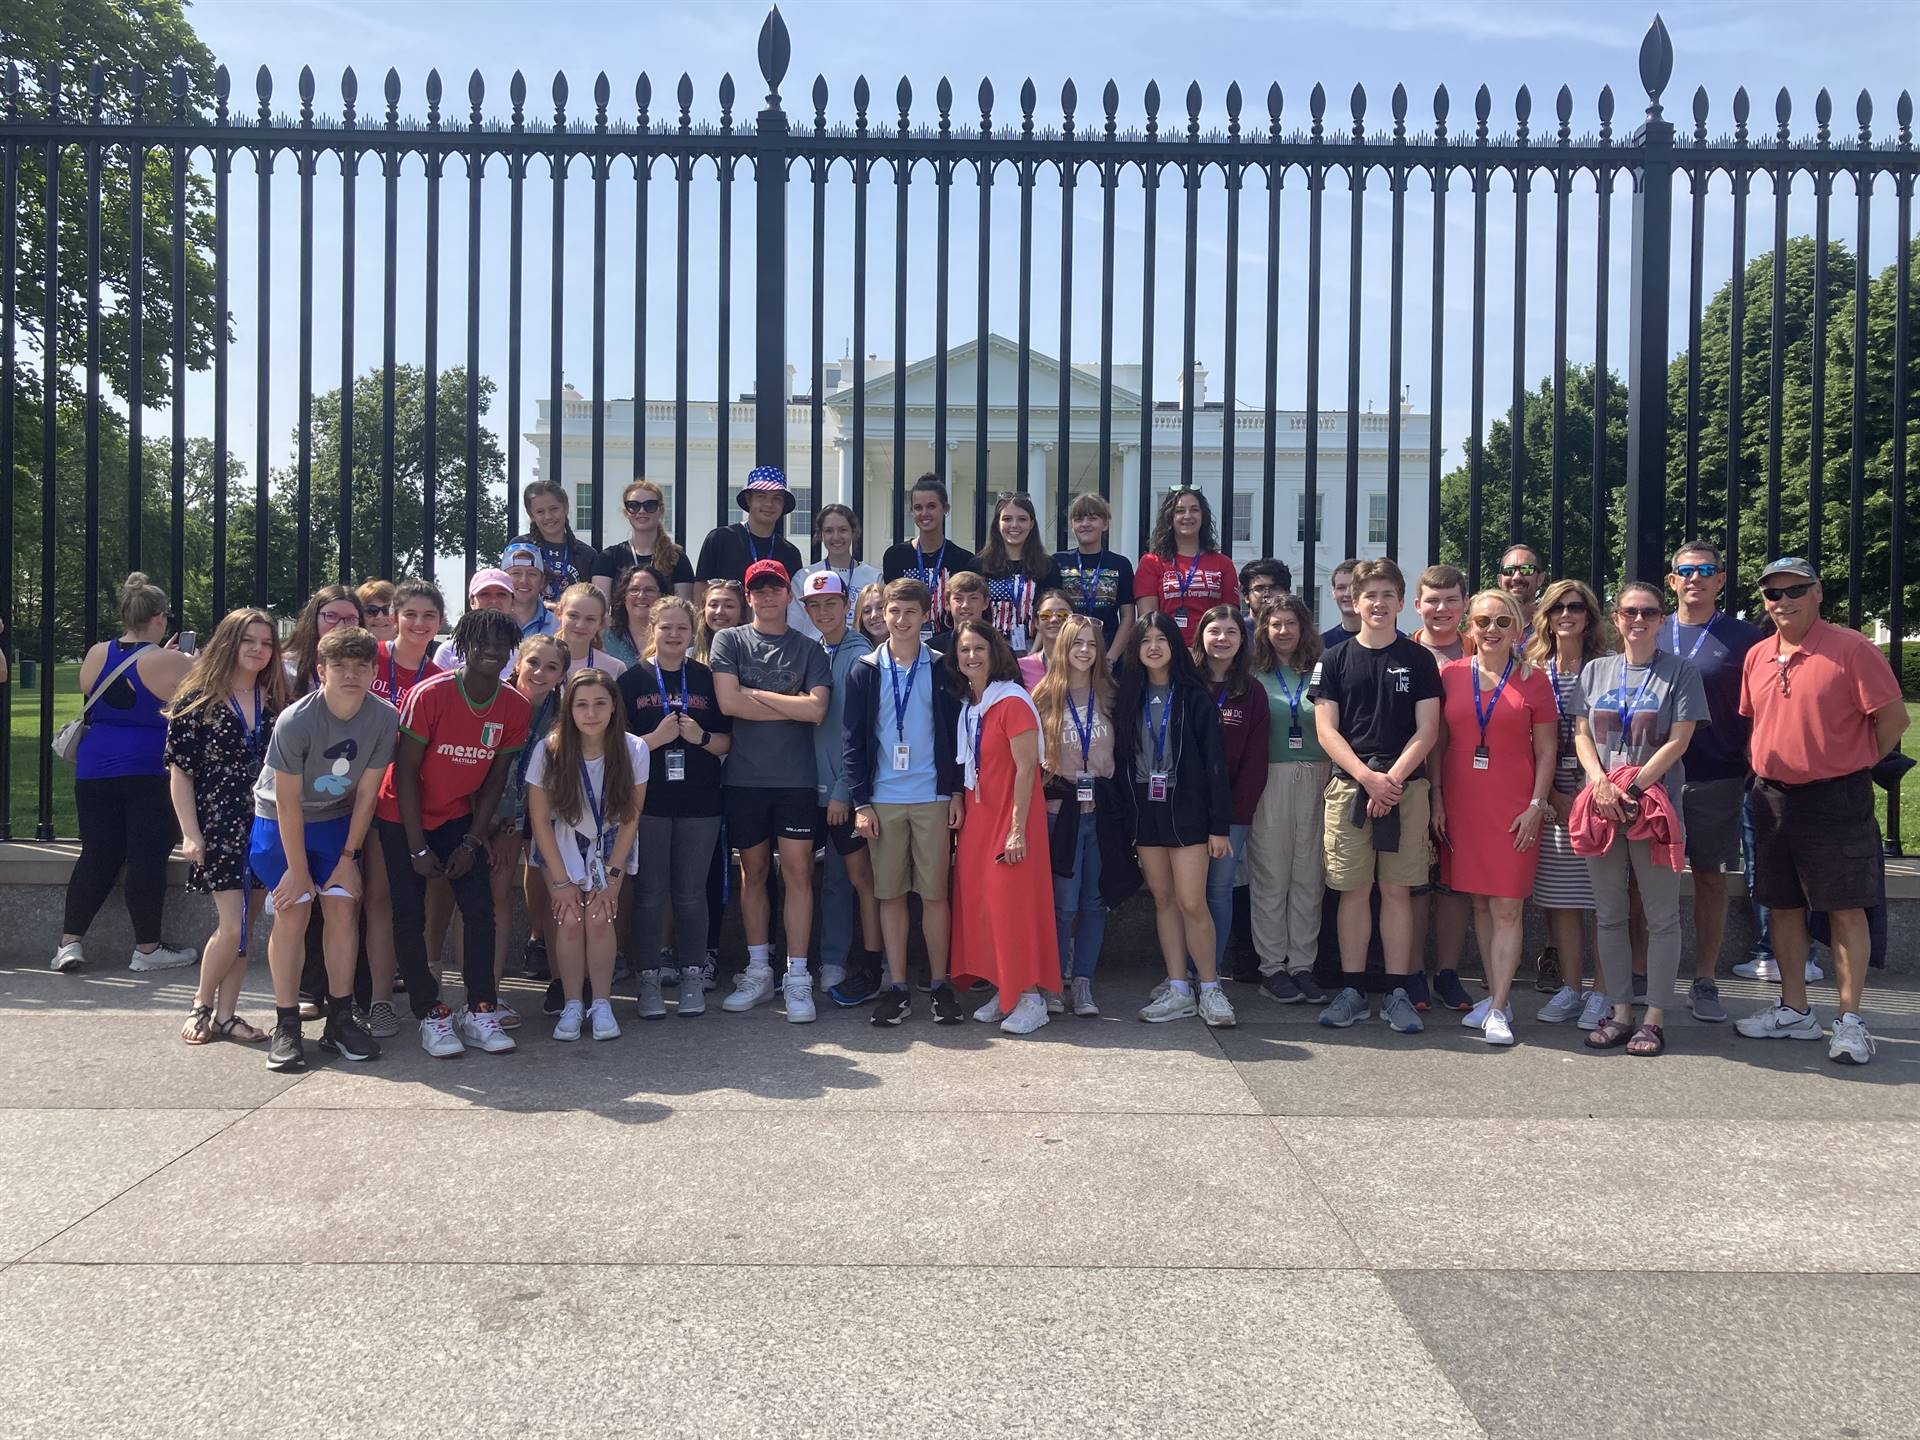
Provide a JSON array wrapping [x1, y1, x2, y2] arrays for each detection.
[[375, 670, 531, 829]]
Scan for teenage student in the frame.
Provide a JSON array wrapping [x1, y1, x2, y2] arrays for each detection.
[[369, 580, 444, 709], [1192, 603, 1271, 978], [1133, 487, 1238, 647], [592, 477, 696, 602], [881, 474, 978, 633], [791, 503, 883, 640], [1053, 492, 1135, 662], [694, 464, 805, 601], [285, 585, 364, 693], [927, 570, 989, 655], [1409, 563, 1473, 1011], [1321, 559, 1361, 649], [1018, 589, 1075, 689], [1239, 559, 1291, 618], [512, 477, 600, 603], [432, 569, 520, 674], [854, 581, 889, 647], [501, 542, 562, 641], [975, 492, 1063, 654], [556, 583, 628, 679]]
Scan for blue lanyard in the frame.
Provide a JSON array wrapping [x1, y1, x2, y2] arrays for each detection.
[[1142, 690, 1173, 770], [1211, 680, 1230, 713], [1072, 556, 1105, 611], [885, 644, 920, 740], [1171, 552, 1203, 606], [1065, 689, 1095, 771], [743, 527, 773, 565], [654, 662, 688, 714], [913, 541, 948, 586], [1471, 654, 1514, 748], [1617, 657, 1660, 735], [230, 689, 264, 757], [385, 646, 427, 701], [1273, 666, 1306, 728], [578, 758, 609, 844], [1668, 613, 1716, 664]]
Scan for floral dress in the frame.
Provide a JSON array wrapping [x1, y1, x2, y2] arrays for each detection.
[[163, 694, 277, 893]]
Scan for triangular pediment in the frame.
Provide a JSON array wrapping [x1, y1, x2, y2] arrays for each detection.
[[824, 334, 1141, 415]]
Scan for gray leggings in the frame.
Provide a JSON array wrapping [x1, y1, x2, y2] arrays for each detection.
[[1585, 834, 1683, 1008], [631, 813, 723, 971]]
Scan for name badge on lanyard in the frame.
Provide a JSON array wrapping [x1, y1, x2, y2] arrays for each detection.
[[887, 645, 919, 772], [1144, 693, 1171, 802], [1067, 689, 1097, 803], [666, 749, 686, 781], [1275, 667, 1307, 751], [1548, 658, 1579, 768], [893, 744, 912, 772], [579, 760, 611, 890], [1471, 654, 1513, 773]]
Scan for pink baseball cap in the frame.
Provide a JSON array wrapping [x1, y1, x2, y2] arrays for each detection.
[[468, 567, 515, 599]]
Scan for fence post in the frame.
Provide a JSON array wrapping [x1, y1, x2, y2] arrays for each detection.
[[1622, 17, 1675, 586], [754, 7, 791, 470]]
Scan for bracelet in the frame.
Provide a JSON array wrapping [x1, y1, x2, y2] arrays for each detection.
[[410, 846, 431, 860]]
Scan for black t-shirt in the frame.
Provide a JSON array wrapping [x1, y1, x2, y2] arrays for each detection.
[[881, 539, 979, 631], [592, 540, 696, 593], [1052, 547, 1136, 646], [1321, 622, 1359, 652], [1307, 632, 1442, 775], [618, 658, 731, 818], [510, 531, 600, 604], [693, 523, 804, 585]]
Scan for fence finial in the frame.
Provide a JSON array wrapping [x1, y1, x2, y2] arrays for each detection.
[[1638, 15, 1673, 121], [1107, 79, 1121, 139], [813, 74, 828, 132], [1774, 86, 1790, 144], [40, 60, 59, 120], [1391, 82, 1407, 142], [978, 77, 993, 135], [214, 64, 229, 125], [720, 72, 735, 132], [854, 74, 870, 134], [297, 65, 314, 126], [1815, 87, 1831, 145], [1514, 84, 1530, 143], [341, 66, 357, 127], [1225, 80, 1240, 141], [1598, 84, 1614, 143], [594, 72, 610, 132], [1144, 79, 1159, 137], [1473, 83, 1490, 142], [1899, 90, 1912, 148], [1, 62, 15, 121], [509, 70, 525, 131], [1351, 82, 1366, 142], [758, 5, 790, 109], [552, 71, 568, 129], [1732, 86, 1749, 145], [636, 72, 651, 129], [676, 72, 692, 131], [385, 68, 400, 127], [1433, 84, 1449, 141], [1186, 81, 1201, 140], [255, 65, 272, 124], [1062, 78, 1077, 138], [1555, 84, 1571, 143], [896, 76, 911, 135], [1692, 85, 1707, 144], [1021, 77, 1037, 137], [937, 76, 952, 135], [470, 70, 485, 129], [90, 60, 108, 122], [171, 61, 190, 120], [1856, 89, 1872, 148], [1268, 81, 1282, 140]]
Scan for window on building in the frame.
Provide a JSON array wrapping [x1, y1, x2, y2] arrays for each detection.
[[1296, 490, 1325, 544], [574, 482, 596, 532], [788, 492, 813, 545], [1232, 490, 1252, 546], [1368, 491, 1389, 546]]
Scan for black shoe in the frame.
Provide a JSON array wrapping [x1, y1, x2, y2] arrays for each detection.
[[266, 1022, 306, 1072], [1432, 970, 1473, 1012], [1260, 969, 1304, 1004], [543, 978, 565, 1016], [929, 982, 965, 1025], [523, 939, 551, 981], [319, 1009, 381, 1063], [1288, 968, 1328, 1004], [830, 963, 884, 1007], [871, 986, 912, 1026], [1533, 945, 1562, 995]]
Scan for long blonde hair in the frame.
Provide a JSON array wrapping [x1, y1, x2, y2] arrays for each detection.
[[1522, 578, 1609, 672], [622, 478, 682, 577], [1031, 615, 1115, 780], [539, 669, 638, 828], [1464, 588, 1534, 679], [166, 608, 290, 722]]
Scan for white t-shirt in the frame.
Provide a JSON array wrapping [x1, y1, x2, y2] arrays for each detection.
[[787, 560, 883, 640], [524, 733, 649, 889]]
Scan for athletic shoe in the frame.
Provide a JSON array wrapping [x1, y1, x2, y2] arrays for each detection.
[[364, 1001, 401, 1038], [456, 1003, 516, 1054], [1433, 970, 1474, 1013], [543, 978, 565, 1016], [1482, 1008, 1516, 1046], [494, 1002, 521, 1031], [635, 971, 667, 1020], [829, 964, 883, 1007], [1139, 987, 1198, 1023], [1536, 986, 1585, 1024], [1735, 1003, 1823, 1042], [1259, 970, 1303, 1004], [722, 966, 777, 1013], [589, 998, 621, 1041], [1383, 989, 1424, 1034], [1318, 988, 1369, 1029], [1070, 977, 1100, 1017], [1806, 958, 1827, 983], [1288, 969, 1328, 1004], [128, 943, 198, 973], [1045, 990, 1066, 1015], [658, 948, 679, 984], [703, 950, 720, 986], [819, 963, 848, 994], [871, 986, 911, 1026], [1001, 991, 1051, 1034], [420, 1005, 465, 1057], [553, 999, 584, 1042], [49, 941, 85, 973], [1198, 986, 1237, 1028], [973, 991, 1004, 1023], [1732, 955, 1779, 981], [1146, 979, 1171, 1005], [677, 973, 706, 1017], [1461, 997, 1492, 1028], [1403, 972, 1435, 1013], [522, 939, 550, 980], [1687, 978, 1729, 1024], [319, 1008, 380, 1063], [1533, 946, 1562, 995], [925, 983, 960, 1029], [266, 1022, 305, 1072], [1829, 1012, 1875, 1066], [1577, 991, 1611, 1031], [782, 970, 817, 1024], [611, 957, 633, 984]]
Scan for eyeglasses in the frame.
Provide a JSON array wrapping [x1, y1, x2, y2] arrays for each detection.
[[1499, 563, 1542, 578], [1617, 605, 1664, 621], [361, 604, 390, 617], [1673, 563, 1720, 580], [1468, 613, 1516, 631], [624, 497, 662, 515], [318, 609, 361, 626], [1544, 600, 1587, 617], [1762, 581, 1814, 602]]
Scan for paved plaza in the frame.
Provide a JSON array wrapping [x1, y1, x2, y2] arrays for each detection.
[[3, 945, 1918, 1438]]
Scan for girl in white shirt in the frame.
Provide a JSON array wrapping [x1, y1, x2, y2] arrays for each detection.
[[790, 504, 882, 639]]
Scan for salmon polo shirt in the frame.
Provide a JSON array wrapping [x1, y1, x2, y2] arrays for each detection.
[[1738, 617, 1901, 785]]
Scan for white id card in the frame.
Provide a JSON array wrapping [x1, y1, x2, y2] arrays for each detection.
[[1558, 751, 1579, 770], [893, 743, 911, 771], [1148, 770, 1169, 802], [666, 749, 686, 781], [1076, 773, 1095, 804], [1287, 726, 1305, 751]]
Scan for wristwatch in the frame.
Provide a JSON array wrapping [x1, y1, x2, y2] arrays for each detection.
[[1625, 781, 1644, 801], [1529, 797, 1553, 816]]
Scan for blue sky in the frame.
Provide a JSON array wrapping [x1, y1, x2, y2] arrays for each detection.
[[171, 0, 1920, 569]]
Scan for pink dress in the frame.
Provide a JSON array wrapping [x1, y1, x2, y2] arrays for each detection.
[[1437, 658, 1556, 899]]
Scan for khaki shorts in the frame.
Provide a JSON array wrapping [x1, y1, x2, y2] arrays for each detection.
[[866, 800, 953, 901], [1323, 773, 1433, 892]]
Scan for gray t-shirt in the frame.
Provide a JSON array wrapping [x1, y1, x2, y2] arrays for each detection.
[[1576, 649, 1710, 798], [254, 689, 399, 822], [709, 622, 832, 790]]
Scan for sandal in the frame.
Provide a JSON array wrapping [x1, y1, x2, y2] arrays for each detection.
[[213, 1014, 269, 1044], [1585, 1015, 1633, 1050], [181, 1005, 215, 1046], [1627, 1022, 1666, 1057]]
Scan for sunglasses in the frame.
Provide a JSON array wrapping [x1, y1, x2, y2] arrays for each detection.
[[1545, 600, 1588, 617], [361, 604, 391, 617], [1673, 563, 1720, 580], [1762, 581, 1814, 602], [1617, 605, 1664, 621], [624, 497, 662, 514], [1500, 563, 1542, 578], [1469, 613, 1516, 630], [1038, 610, 1074, 622]]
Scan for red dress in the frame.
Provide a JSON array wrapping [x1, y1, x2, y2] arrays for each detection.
[[1437, 658, 1556, 899], [950, 699, 1062, 996]]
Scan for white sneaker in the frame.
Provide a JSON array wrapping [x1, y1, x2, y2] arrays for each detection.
[[819, 963, 848, 993], [1044, 990, 1066, 1015], [1198, 986, 1237, 1028], [1139, 986, 1198, 1023], [1482, 1008, 1516, 1046], [722, 965, 777, 1013], [1536, 985, 1584, 1024], [49, 941, 85, 973], [1829, 1012, 1875, 1066], [1070, 976, 1100, 1017], [973, 991, 1003, 1023], [1577, 990, 1611, 1031], [456, 1004, 516, 1054], [782, 970, 817, 1024], [552, 1000, 584, 1042], [1462, 997, 1492, 1028], [1734, 1003, 1824, 1041], [1000, 991, 1051, 1035], [1805, 958, 1827, 983], [1733, 955, 1781, 981], [589, 998, 621, 1041], [128, 943, 197, 972], [420, 1007, 466, 1057]]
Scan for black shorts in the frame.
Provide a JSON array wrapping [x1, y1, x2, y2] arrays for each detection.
[[1749, 771, 1884, 913], [814, 805, 867, 857], [723, 785, 817, 851]]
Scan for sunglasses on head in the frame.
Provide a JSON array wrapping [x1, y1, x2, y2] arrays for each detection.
[[1617, 605, 1663, 621], [624, 497, 662, 514], [1500, 563, 1542, 577], [361, 604, 391, 617], [1762, 581, 1814, 602], [1673, 563, 1720, 580], [1469, 613, 1516, 630]]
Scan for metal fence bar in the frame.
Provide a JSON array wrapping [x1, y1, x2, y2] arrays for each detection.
[[1683, 102, 1706, 540], [1847, 100, 1870, 631], [672, 82, 690, 531], [1179, 86, 1199, 496], [422, 120, 441, 581], [380, 81, 399, 582], [1508, 89, 1530, 553], [252, 94, 271, 606], [1726, 89, 1751, 592], [1301, 108, 1322, 600], [973, 95, 990, 547], [296, 86, 314, 600], [1466, 94, 1489, 588], [547, 91, 567, 505], [465, 80, 485, 577], [38, 119, 59, 838], [1016, 82, 1035, 499], [1766, 111, 1788, 560], [851, 83, 868, 528], [1099, 95, 1117, 507], [128, 78, 146, 576], [170, 100, 189, 600], [1549, 90, 1570, 578], [1137, 87, 1160, 555], [1343, 88, 1365, 561], [1056, 87, 1076, 551], [1426, 90, 1448, 565], [84, 114, 102, 643], [1891, 98, 1913, 854], [807, 111, 825, 523], [1622, 37, 1674, 589], [1219, 87, 1241, 562], [1809, 97, 1831, 573], [932, 85, 951, 503], [1384, 87, 1406, 560], [0, 99, 13, 839], [892, 88, 910, 539], [715, 138, 733, 525], [1590, 98, 1614, 598], [338, 113, 356, 584], [211, 81, 230, 616]]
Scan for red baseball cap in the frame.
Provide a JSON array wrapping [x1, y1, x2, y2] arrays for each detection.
[[743, 559, 791, 590]]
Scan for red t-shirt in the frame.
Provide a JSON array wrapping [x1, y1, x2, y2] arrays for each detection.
[[376, 670, 533, 829], [1134, 551, 1239, 646], [1738, 617, 1902, 785], [370, 640, 442, 711]]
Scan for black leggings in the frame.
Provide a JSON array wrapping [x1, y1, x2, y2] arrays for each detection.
[[64, 774, 181, 944]]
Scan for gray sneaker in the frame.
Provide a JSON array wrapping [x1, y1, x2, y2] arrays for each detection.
[[1687, 978, 1728, 1024], [1197, 986, 1237, 1028], [1317, 987, 1369, 1029], [1139, 986, 1198, 1022], [677, 970, 706, 1017], [1383, 988, 1425, 1034], [635, 970, 667, 1020], [1070, 976, 1100, 1017], [1536, 985, 1584, 1024]]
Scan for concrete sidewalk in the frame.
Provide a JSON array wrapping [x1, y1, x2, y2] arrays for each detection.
[[2, 952, 1917, 1438]]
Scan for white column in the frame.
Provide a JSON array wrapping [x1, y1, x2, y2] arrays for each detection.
[[1029, 444, 1050, 542], [1115, 445, 1139, 555], [835, 438, 854, 509]]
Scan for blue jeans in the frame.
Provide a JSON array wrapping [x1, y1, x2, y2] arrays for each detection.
[[1051, 812, 1105, 981], [1741, 786, 1772, 959], [1205, 824, 1251, 972]]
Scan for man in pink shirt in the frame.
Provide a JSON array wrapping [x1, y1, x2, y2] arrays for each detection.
[[1733, 558, 1907, 1066]]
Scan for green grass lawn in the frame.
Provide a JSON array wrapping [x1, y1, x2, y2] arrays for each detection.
[[1873, 702, 1920, 859], [8, 663, 82, 839]]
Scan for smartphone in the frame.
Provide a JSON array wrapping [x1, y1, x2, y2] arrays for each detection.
[[176, 630, 197, 655]]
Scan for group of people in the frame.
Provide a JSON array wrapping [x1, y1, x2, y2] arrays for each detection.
[[51, 464, 1909, 1069]]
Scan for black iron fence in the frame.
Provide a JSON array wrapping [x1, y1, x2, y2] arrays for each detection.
[[1, 10, 1915, 841]]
